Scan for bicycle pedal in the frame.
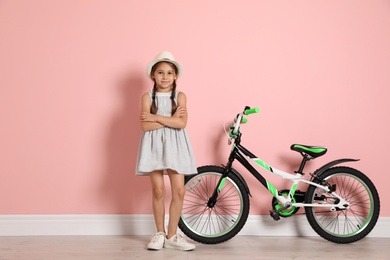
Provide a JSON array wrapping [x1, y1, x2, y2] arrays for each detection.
[[269, 210, 281, 221]]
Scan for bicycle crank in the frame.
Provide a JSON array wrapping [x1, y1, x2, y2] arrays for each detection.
[[270, 189, 303, 220]]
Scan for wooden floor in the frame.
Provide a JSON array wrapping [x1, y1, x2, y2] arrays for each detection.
[[0, 235, 389, 260]]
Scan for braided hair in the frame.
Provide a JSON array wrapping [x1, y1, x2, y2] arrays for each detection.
[[150, 62, 178, 116]]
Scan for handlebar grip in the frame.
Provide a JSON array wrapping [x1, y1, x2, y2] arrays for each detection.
[[244, 107, 260, 115], [241, 117, 248, 123]]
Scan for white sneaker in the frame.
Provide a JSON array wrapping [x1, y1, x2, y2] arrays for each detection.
[[164, 234, 196, 251], [147, 232, 166, 250]]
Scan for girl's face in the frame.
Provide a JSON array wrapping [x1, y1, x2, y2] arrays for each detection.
[[151, 62, 177, 92]]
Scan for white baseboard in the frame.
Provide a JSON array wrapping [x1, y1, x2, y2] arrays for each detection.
[[0, 214, 389, 237]]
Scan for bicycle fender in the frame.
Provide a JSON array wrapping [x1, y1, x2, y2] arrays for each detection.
[[229, 168, 252, 197], [314, 158, 360, 177]]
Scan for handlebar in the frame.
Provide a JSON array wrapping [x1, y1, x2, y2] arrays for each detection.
[[244, 107, 260, 115], [231, 106, 260, 136]]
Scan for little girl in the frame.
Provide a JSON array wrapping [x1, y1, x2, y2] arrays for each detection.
[[136, 51, 197, 251]]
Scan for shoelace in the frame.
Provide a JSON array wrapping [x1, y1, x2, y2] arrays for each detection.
[[174, 234, 188, 245], [150, 232, 165, 242]]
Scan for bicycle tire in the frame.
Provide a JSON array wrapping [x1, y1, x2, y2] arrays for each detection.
[[305, 166, 380, 243], [178, 165, 250, 244]]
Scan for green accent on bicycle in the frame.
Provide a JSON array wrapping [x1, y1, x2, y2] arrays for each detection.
[[229, 126, 239, 138], [254, 159, 271, 171], [218, 178, 227, 192], [293, 144, 326, 154], [275, 191, 297, 217], [241, 117, 248, 123], [244, 107, 260, 115], [290, 183, 298, 196], [266, 181, 278, 197]]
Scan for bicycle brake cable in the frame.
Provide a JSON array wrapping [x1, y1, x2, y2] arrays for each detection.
[[223, 121, 233, 145]]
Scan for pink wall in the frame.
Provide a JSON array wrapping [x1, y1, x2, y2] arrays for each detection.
[[1, 1, 389, 216]]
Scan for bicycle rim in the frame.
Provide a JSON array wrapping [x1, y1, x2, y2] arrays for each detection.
[[181, 172, 245, 238]]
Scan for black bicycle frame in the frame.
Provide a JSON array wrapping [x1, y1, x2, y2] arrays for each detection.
[[207, 133, 270, 208]]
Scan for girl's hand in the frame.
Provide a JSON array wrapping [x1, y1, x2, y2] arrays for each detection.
[[173, 106, 187, 118], [140, 112, 158, 122]]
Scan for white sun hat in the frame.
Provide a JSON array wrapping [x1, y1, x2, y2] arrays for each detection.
[[146, 51, 183, 79]]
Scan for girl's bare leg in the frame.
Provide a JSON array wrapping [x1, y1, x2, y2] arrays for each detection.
[[166, 170, 185, 239], [149, 170, 166, 233]]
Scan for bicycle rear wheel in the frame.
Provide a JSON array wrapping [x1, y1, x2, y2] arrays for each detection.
[[305, 166, 380, 243], [178, 165, 250, 244]]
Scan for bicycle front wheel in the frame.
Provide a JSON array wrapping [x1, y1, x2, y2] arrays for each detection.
[[305, 166, 380, 243], [178, 165, 250, 244]]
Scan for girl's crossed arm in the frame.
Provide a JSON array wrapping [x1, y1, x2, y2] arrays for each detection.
[[140, 92, 188, 131]]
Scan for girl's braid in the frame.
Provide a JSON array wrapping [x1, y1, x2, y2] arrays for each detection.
[[170, 81, 178, 116], [150, 83, 157, 114]]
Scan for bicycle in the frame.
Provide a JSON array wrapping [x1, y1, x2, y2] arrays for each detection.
[[178, 106, 380, 244]]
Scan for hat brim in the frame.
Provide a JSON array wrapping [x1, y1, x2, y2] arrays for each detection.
[[146, 58, 183, 79]]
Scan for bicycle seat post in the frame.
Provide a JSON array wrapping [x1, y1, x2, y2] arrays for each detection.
[[295, 153, 311, 175]]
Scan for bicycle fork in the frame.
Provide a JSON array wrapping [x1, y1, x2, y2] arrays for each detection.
[[207, 152, 237, 208]]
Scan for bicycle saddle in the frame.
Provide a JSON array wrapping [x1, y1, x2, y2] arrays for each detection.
[[290, 144, 327, 158]]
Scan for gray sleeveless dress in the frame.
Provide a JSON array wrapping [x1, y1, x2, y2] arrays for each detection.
[[136, 90, 197, 176]]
